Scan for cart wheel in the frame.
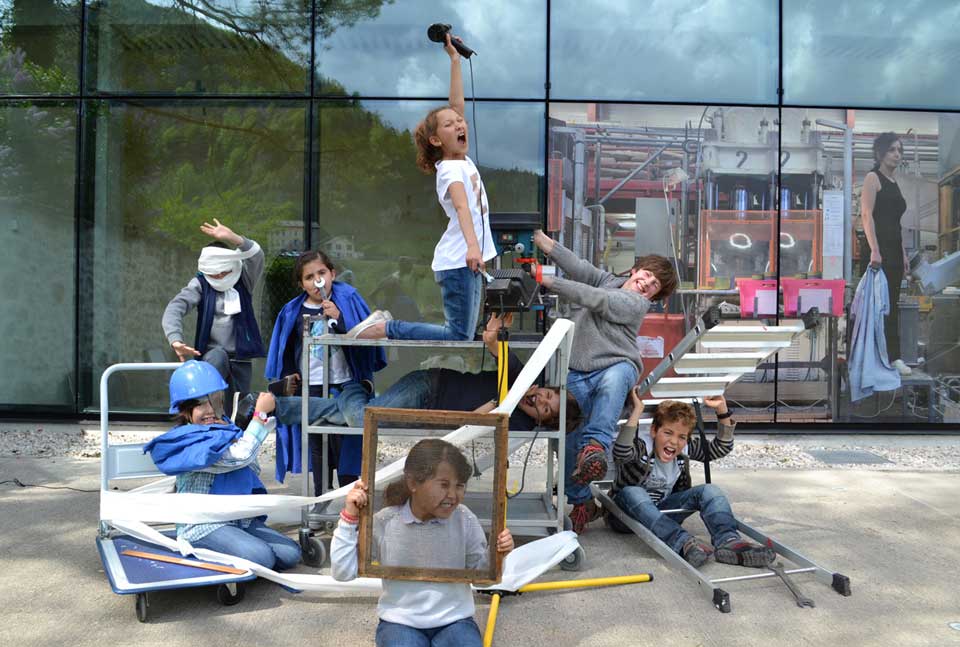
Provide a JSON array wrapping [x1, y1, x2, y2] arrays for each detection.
[[560, 546, 585, 572], [562, 515, 573, 532], [216, 582, 245, 606], [135, 593, 148, 623], [302, 536, 327, 567]]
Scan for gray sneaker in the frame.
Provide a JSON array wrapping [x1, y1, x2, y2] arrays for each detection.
[[345, 310, 393, 339], [681, 536, 713, 568]]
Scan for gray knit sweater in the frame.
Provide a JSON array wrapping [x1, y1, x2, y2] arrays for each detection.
[[546, 243, 649, 375]]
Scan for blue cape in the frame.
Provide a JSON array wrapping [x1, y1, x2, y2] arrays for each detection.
[[143, 422, 266, 495], [264, 283, 386, 481]]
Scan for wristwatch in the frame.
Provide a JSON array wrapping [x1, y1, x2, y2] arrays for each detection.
[[253, 410, 269, 423]]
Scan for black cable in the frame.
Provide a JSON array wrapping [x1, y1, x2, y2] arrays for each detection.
[[507, 429, 539, 499], [0, 478, 98, 493]]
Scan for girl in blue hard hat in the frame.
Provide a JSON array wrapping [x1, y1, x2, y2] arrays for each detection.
[[144, 360, 301, 570]]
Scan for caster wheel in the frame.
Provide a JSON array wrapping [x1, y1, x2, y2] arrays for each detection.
[[216, 582, 245, 606], [135, 593, 148, 623], [302, 536, 327, 567], [560, 546, 585, 572], [562, 515, 573, 532]]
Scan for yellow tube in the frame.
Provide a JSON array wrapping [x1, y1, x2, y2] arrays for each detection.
[[518, 573, 653, 593], [483, 593, 501, 647]]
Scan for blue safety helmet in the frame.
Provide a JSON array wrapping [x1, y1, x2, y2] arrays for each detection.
[[168, 360, 228, 413]]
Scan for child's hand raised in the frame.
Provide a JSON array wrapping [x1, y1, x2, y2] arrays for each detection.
[[496, 528, 514, 554], [702, 395, 728, 414], [444, 33, 461, 61], [200, 218, 243, 247], [344, 480, 368, 518], [532, 229, 555, 255]]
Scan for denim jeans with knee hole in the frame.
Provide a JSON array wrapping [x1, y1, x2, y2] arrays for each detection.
[[375, 617, 482, 647], [385, 267, 482, 341], [612, 484, 740, 554], [192, 518, 301, 571], [563, 361, 639, 505]]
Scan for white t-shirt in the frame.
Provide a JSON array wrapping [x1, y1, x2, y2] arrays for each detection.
[[638, 434, 681, 502], [303, 303, 353, 386], [432, 156, 498, 272]]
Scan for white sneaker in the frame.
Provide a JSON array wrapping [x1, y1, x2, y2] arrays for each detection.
[[892, 359, 912, 376], [345, 310, 393, 339]]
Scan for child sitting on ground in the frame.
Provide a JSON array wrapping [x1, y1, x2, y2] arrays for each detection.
[[162, 219, 266, 415], [332, 439, 514, 647], [529, 229, 677, 533], [609, 390, 775, 568], [144, 360, 300, 570]]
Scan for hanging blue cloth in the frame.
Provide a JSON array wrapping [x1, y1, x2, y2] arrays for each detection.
[[849, 267, 901, 402], [144, 422, 265, 494]]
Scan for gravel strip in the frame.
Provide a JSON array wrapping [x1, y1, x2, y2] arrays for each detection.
[[2, 424, 959, 472]]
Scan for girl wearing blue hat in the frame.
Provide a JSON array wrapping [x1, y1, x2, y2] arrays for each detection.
[[144, 360, 300, 570]]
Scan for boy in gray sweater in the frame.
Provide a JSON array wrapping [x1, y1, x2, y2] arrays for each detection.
[[531, 230, 677, 533], [162, 219, 266, 414]]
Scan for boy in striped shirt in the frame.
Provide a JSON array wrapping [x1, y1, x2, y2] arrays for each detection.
[[608, 390, 775, 568]]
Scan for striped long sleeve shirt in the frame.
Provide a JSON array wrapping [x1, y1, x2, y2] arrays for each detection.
[[612, 419, 736, 503]]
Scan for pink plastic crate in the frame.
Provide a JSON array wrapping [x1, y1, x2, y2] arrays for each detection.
[[782, 278, 845, 316], [736, 279, 779, 317]]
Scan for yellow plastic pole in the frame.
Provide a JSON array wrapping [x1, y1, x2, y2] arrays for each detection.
[[518, 573, 653, 593], [482, 592, 501, 647]]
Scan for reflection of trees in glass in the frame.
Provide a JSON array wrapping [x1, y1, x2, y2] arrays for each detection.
[[0, 0, 78, 94]]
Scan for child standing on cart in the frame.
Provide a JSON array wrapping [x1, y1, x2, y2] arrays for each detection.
[[144, 360, 301, 570], [348, 33, 496, 342], [529, 229, 678, 533], [161, 219, 266, 416], [609, 390, 775, 568], [265, 250, 386, 492]]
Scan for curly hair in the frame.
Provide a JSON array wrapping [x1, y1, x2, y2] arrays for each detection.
[[383, 438, 472, 507], [629, 254, 679, 301], [651, 400, 696, 433], [414, 105, 458, 174]]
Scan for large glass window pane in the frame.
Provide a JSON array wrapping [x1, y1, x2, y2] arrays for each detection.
[[0, 101, 76, 409], [784, 1, 960, 110], [548, 103, 777, 422], [85, 0, 311, 95], [780, 108, 957, 425], [316, 0, 545, 98], [0, 0, 80, 95], [80, 99, 306, 412], [550, 1, 778, 103], [317, 99, 543, 385]]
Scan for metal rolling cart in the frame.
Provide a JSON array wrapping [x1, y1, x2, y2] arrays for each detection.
[[296, 323, 577, 568], [96, 363, 255, 623]]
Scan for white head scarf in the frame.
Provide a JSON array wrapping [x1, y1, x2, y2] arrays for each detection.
[[197, 242, 261, 313]]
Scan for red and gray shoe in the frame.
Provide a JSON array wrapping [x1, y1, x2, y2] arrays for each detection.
[[715, 539, 776, 568], [571, 441, 607, 485], [569, 500, 602, 534]]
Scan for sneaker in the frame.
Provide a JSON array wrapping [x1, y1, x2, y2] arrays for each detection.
[[892, 359, 912, 376], [681, 537, 713, 568], [232, 392, 258, 430], [345, 310, 393, 340], [571, 441, 607, 485], [569, 499, 601, 534], [714, 539, 776, 568]]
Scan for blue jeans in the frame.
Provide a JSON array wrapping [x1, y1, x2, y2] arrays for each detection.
[[386, 267, 482, 341], [375, 617, 482, 647], [192, 518, 301, 571], [274, 370, 437, 429], [564, 361, 638, 504], [612, 484, 740, 554]]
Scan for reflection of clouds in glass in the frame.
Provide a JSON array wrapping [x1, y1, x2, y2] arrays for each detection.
[[361, 101, 543, 173], [784, 0, 960, 107], [318, 0, 545, 98], [550, 0, 777, 102]]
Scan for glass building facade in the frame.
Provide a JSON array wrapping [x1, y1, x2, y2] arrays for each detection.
[[2, 0, 959, 427]]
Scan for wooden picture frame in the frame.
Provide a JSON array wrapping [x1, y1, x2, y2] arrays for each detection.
[[357, 407, 509, 585]]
